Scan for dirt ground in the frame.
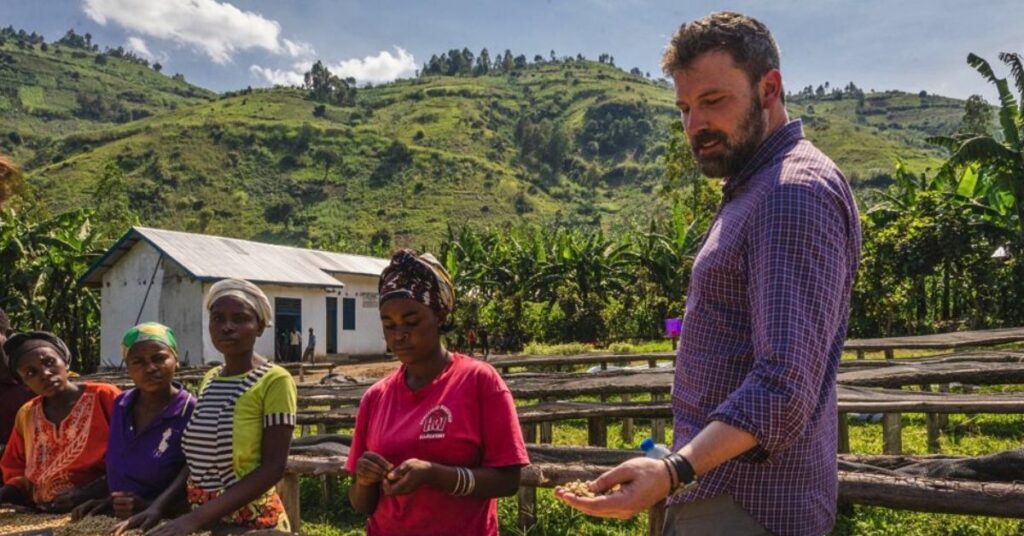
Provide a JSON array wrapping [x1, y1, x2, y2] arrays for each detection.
[[297, 358, 400, 384]]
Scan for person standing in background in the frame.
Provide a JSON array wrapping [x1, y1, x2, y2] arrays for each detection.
[[467, 327, 477, 357], [303, 328, 317, 363], [479, 328, 490, 360], [289, 328, 301, 363]]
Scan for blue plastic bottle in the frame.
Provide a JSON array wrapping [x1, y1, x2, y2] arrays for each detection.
[[640, 437, 672, 459]]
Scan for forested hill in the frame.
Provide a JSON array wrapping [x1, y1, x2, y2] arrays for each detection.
[[1, 32, 965, 248]]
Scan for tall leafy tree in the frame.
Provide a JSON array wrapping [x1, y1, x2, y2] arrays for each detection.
[[929, 53, 1024, 245], [474, 48, 491, 75], [303, 60, 354, 106]]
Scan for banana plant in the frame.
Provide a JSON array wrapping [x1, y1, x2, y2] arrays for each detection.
[[928, 52, 1024, 246]]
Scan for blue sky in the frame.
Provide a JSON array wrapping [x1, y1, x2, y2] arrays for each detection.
[[2, 0, 1018, 101]]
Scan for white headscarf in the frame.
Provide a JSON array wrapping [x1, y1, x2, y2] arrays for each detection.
[[205, 278, 274, 328]]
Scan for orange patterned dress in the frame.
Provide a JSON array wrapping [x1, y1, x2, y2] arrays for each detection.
[[0, 383, 119, 504]]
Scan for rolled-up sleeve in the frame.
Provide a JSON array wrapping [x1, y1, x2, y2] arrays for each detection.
[[708, 182, 849, 458]]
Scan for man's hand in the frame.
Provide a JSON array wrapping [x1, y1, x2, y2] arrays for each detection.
[[110, 491, 149, 519], [555, 457, 671, 520], [355, 452, 394, 487], [382, 458, 435, 496]]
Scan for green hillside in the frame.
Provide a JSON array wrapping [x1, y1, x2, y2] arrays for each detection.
[[2, 35, 964, 248], [0, 36, 213, 163]]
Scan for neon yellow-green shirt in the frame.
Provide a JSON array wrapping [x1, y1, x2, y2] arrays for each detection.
[[183, 361, 297, 490]]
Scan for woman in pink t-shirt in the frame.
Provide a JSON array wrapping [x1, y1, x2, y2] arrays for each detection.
[[347, 249, 529, 536]]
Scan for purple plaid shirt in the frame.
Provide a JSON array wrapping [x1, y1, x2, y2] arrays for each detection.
[[671, 120, 862, 536]]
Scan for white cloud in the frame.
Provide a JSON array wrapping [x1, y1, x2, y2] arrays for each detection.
[[282, 39, 314, 58], [250, 48, 417, 87], [124, 36, 152, 60], [82, 0, 314, 64], [249, 64, 307, 87], [327, 47, 417, 85]]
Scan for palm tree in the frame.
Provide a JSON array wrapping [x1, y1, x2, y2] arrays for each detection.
[[0, 209, 105, 371]]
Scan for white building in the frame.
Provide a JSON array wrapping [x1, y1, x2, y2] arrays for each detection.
[[81, 227, 390, 366]]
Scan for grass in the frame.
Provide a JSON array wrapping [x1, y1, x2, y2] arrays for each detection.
[[521, 340, 675, 356]]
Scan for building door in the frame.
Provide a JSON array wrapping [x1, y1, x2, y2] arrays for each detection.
[[342, 298, 356, 332], [326, 297, 338, 354], [274, 297, 301, 362]]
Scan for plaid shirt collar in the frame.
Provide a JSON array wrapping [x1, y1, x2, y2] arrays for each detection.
[[722, 119, 805, 202]]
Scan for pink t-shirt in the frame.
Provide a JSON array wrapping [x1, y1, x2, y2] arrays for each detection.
[[345, 353, 529, 536]]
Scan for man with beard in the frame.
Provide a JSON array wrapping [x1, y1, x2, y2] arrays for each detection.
[[557, 12, 862, 536]]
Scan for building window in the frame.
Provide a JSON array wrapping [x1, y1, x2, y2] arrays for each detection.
[[342, 298, 356, 330]]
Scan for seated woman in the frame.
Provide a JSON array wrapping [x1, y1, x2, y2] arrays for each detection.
[[0, 331, 120, 512], [347, 249, 529, 535], [74, 322, 196, 521], [117, 278, 297, 536]]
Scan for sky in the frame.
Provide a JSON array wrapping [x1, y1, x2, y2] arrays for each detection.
[[1, 0, 1019, 101]]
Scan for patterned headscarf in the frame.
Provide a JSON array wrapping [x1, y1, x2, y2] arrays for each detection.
[[122, 322, 178, 360], [379, 249, 456, 319], [205, 278, 274, 328], [3, 331, 72, 375]]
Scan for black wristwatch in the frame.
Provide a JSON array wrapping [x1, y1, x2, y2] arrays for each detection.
[[664, 453, 698, 495]]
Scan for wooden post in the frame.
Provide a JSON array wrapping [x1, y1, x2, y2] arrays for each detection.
[[621, 393, 635, 445], [278, 473, 301, 533], [540, 397, 553, 444], [838, 412, 850, 454], [648, 358, 657, 369], [926, 413, 941, 453], [321, 475, 338, 506], [517, 486, 537, 532], [652, 393, 666, 444], [921, 384, 940, 453], [588, 416, 608, 447], [540, 421, 553, 444], [299, 364, 305, 383], [856, 350, 865, 360], [601, 361, 608, 371], [523, 423, 538, 444], [647, 499, 666, 536], [884, 348, 894, 360], [882, 413, 902, 455], [937, 383, 950, 429]]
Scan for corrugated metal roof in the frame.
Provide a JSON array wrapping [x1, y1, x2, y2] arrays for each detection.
[[81, 227, 389, 288]]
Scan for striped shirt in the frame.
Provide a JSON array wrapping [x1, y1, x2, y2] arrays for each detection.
[[182, 362, 297, 491]]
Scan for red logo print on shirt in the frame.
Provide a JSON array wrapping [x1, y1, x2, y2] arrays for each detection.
[[419, 405, 452, 440]]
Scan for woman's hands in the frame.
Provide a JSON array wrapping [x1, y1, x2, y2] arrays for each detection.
[[382, 458, 436, 496], [356, 452, 437, 495], [355, 452, 394, 487], [111, 491, 151, 519], [70, 497, 111, 520]]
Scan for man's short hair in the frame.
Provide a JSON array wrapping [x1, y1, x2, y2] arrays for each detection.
[[661, 11, 781, 86]]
